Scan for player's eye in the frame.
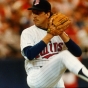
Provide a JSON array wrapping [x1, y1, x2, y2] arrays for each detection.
[[32, 10, 43, 15]]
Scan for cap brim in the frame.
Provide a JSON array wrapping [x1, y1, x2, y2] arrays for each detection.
[[28, 7, 42, 11]]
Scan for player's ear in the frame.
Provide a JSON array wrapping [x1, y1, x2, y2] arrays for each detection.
[[46, 12, 50, 18]]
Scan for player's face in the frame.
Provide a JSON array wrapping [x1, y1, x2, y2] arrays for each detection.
[[32, 10, 49, 28]]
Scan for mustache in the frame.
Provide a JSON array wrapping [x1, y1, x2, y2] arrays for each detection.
[[33, 18, 39, 21]]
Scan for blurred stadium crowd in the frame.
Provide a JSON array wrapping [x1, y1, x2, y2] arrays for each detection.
[[0, 0, 88, 59], [0, 0, 88, 87]]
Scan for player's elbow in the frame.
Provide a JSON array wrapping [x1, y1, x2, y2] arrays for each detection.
[[74, 50, 82, 57], [28, 57, 34, 60], [25, 53, 34, 60], [23, 47, 34, 60]]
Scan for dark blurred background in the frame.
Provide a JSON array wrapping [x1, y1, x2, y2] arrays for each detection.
[[0, 0, 88, 88]]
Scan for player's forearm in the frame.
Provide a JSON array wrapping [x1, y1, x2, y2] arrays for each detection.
[[60, 32, 82, 57], [65, 39, 82, 57], [23, 41, 47, 60], [59, 32, 70, 43], [23, 34, 53, 60], [42, 33, 53, 44]]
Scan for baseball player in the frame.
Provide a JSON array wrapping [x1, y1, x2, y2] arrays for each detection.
[[20, 0, 88, 88]]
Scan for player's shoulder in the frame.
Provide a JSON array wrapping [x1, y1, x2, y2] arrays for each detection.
[[22, 25, 36, 33]]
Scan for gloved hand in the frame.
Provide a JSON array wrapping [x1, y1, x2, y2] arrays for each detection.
[[47, 13, 71, 35]]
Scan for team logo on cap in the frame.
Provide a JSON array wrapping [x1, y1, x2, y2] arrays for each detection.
[[34, 0, 40, 5]]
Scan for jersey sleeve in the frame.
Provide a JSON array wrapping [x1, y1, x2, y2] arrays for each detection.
[[20, 28, 35, 59]]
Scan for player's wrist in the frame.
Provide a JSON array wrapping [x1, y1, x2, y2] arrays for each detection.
[[47, 32, 54, 37], [59, 32, 70, 42], [42, 33, 53, 44]]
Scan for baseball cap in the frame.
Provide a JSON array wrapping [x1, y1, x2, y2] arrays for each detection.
[[28, 0, 51, 12]]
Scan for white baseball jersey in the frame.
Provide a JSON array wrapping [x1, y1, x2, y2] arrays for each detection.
[[20, 25, 84, 88], [21, 25, 67, 73]]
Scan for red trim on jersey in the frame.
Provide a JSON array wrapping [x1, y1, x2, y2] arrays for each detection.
[[42, 53, 58, 59]]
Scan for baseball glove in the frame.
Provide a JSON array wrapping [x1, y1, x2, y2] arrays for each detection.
[[47, 13, 71, 36]]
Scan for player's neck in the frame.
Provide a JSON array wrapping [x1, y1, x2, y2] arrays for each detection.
[[42, 20, 48, 29], [36, 26, 47, 31], [36, 20, 48, 30]]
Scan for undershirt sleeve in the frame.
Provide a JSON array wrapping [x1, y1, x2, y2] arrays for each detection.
[[23, 40, 47, 60], [65, 39, 82, 57], [23, 39, 82, 60]]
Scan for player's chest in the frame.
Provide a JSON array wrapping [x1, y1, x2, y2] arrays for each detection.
[[34, 32, 64, 52], [33, 30, 63, 43]]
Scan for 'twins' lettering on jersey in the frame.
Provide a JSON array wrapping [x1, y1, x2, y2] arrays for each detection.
[[36, 42, 64, 59]]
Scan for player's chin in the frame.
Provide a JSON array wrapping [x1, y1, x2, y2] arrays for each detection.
[[34, 22, 41, 27]]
